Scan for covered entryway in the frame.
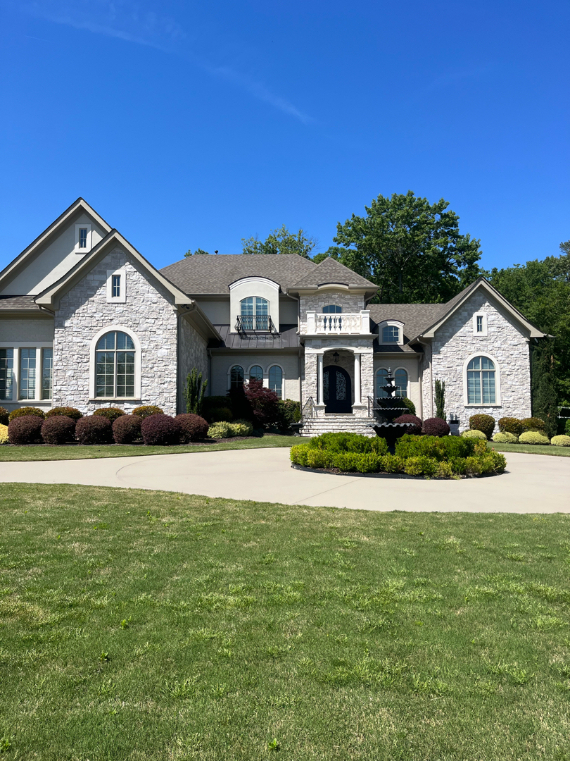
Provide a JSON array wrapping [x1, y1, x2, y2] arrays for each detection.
[[324, 365, 352, 413]]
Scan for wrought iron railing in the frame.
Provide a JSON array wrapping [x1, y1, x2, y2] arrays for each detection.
[[235, 315, 277, 333]]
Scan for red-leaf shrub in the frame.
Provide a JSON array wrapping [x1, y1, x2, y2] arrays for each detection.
[[469, 414, 495, 439], [93, 407, 125, 423], [46, 406, 83, 421], [75, 416, 113, 445], [9, 406, 46, 422], [8, 415, 43, 445], [244, 379, 280, 428], [141, 414, 181, 446], [498, 416, 524, 436], [132, 405, 164, 420], [394, 414, 423, 435], [176, 413, 209, 443], [422, 417, 450, 437], [521, 416, 547, 433], [112, 415, 142, 444], [0, 406, 9, 426], [41, 416, 76, 445]]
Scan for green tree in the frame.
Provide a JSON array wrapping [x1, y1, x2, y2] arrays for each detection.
[[184, 368, 208, 415], [435, 379, 446, 420], [331, 191, 482, 302], [241, 225, 316, 258], [184, 248, 210, 257]]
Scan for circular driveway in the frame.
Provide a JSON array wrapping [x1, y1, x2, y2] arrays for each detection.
[[0, 448, 569, 512]]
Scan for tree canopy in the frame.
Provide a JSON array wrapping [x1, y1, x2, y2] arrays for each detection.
[[241, 225, 316, 258], [184, 248, 210, 257], [329, 191, 482, 303]]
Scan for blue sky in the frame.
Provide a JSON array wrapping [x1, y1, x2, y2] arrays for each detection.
[[1, 0, 568, 273]]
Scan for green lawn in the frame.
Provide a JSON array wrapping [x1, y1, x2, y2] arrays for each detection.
[[0, 433, 300, 461], [2, 485, 570, 760], [490, 442, 570, 457]]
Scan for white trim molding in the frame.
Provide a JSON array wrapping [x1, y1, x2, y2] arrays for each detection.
[[472, 312, 488, 336], [75, 223, 92, 253], [267, 363, 285, 397], [463, 351, 501, 407], [106, 267, 127, 303], [0, 342, 53, 403], [89, 325, 142, 401], [229, 276, 280, 291], [378, 319, 404, 345]]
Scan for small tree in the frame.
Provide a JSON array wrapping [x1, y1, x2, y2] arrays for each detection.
[[244, 380, 280, 428], [184, 368, 208, 415], [531, 339, 558, 437], [435, 379, 446, 420]]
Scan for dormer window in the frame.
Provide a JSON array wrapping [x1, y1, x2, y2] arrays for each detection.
[[238, 296, 273, 332], [382, 325, 400, 343], [79, 228, 88, 248]]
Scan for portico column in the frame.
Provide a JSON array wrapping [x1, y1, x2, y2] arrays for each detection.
[[354, 352, 361, 406], [317, 353, 324, 406]]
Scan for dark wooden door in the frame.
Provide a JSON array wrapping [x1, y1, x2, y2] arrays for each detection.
[[324, 365, 352, 413]]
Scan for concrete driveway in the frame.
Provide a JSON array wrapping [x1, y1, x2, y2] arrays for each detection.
[[0, 448, 569, 512]]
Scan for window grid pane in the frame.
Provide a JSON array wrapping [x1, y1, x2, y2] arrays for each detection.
[[467, 371, 481, 404], [0, 348, 14, 401], [79, 228, 87, 248], [269, 366, 282, 398], [230, 366, 244, 389], [394, 369, 408, 398], [476, 315, 483, 332], [382, 326, 399, 343], [249, 366, 263, 382], [112, 275, 121, 298], [116, 351, 135, 397], [96, 351, 115, 397], [19, 348, 36, 400], [376, 369, 389, 398], [42, 348, 53, 400]]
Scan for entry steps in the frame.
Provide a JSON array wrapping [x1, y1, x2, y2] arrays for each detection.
[[300, 414, 375, 438]]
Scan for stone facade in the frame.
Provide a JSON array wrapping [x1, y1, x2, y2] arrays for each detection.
[[300, 292, 364, 332], [52, 248, 179, 415], [431, 290, 532, 430]]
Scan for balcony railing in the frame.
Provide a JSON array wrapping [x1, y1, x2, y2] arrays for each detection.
[[305, 310, 370, 335], [235, 315, 277, 333]]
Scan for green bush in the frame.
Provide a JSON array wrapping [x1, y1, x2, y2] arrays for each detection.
[[290, 443, 310, 466], [521, 417, 547, 433], [9, 407, 46, 421], [228, 420, 254, 437], [492, 432, 518, 443], [396, 434, 475, 460], [308, 432, 388, 455], [519, 431, 550, 445], [469, 414, 495, 439], [131, 405, 164, 420], [0, 407, 9, 426], [0, 424, 8, 444], [93, 407, 125, 423], [277, 399, 301, 431], [461, 429, 487, 441], [401, 397, 416, 416], [566, 419, 570, 436], [46, 406, 83, 421], [207, 421, 232, 439], [404, 456, 438, 477], [208, 407, 234, 423], [498, 417, 524, 436], [382, 455, 405, 473], [551, 435, 570, 447]]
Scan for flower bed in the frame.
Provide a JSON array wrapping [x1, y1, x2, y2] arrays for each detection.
[[291, 432, 506, 478]]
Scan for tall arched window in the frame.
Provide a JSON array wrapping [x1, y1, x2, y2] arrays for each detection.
[[230, 365, 244, 390], [323, 305, 342, 313], [269, 366, 283, 398], [96, 331, 135, 398], [467, 356, 496, 404], [249, 365, 263, 382], [394, 368, 408, 398], [240, 297, 269, 330], [376, 368, 390, 398]]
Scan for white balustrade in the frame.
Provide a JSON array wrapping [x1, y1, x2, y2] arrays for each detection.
[[305, 310, 370, 335]]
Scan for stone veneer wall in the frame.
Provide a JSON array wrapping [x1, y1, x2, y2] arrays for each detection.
[[52, 248, 179, 415], [300, 292, 364, 332], [431, 289, 531, 430], [177, 315, 209, 413]]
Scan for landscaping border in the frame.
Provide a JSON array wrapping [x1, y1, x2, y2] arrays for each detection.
[[291, 462, 505, 480]]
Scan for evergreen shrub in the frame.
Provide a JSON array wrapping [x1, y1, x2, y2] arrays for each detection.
[[277, 399, 301, 431], [469, 414, 495, 439], [41, 416, 76, 445], [8, 416, 44, 445], [462, 429, 487, 440], [422, 417, 450, 437], [492, 432, 518, 443], [519, 431, 550, 445], [0, 407, 9, 426], [401, 397, 416, 416], [228, 420, 254, 437], [176, 413, 209, 443], [207, 421, 232, 439], [566, 420, 570, 436], [112, 415, 142, 444], [208, 407, 234, 423], [9, 407, 45, 421], [93, 408, 125, 423], [308, 432, 388, 455], [551, 435, 570, 447], [396, 434, 475, 460], [132, 405, 164, 420], [202, 396, 234, 422], [521, 417, 547, 433], [46, 407, 83, 421], [140, 415, 181, 446], [0, 424, 8, 444], [404, 456, 438, 477], [75, 416, 113, 445], [498, 417, 524, 436]]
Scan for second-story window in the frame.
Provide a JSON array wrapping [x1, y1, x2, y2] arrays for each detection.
[[112, 274, 121, 298], [323, 305, 342, 313], [79, 228, 88, 248], [240, 297, 269, 330], [382, 325, 400, 343]]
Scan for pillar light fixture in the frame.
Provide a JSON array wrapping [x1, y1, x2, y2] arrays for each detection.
[[333, 352, 339, 363]]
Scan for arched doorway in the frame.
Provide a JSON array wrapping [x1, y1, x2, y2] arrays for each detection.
[[324, 365, 352, 413]]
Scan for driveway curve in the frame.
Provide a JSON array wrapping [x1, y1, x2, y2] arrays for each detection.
[[0, 448, 569, 512]]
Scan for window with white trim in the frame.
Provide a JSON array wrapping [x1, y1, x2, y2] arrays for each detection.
[[394, 368, 408, 398], [75, 223, 92, 252], [19, 348, 37, 400], [249, 365, 263, 382], [376, 368, 390, 398], [107, 268, 126, 303], [41, 348, 53, 400], [473, 312, 487, 336], [378, 321, 403, 344], [467, 356, 496, 404], [230, 365, 244, 390], [269, 366, 283, 398], [0, 349, 14, 401], [95, 331, 135, 398], [240, 297, 269, 330]]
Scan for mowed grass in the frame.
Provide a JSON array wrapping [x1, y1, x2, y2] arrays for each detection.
[[0, 434, 300, 462], [490, 442, 570, 457], [2, 486, 570, 760]]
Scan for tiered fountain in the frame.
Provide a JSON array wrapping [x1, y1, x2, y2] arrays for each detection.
[[369, 368, 417, 451]]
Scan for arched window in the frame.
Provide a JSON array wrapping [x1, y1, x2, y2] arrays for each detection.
[[240, 297, 269, 330], [249, 365, 263, 382], [230, 365, 244, 390], [323, 305, 342, 313], [269, 366, 283, 398], [394, 369, 408, 398], [96, 331, 135, 398], [467, 356, 496, 404], [382, 325, 400, 343], [376, 368, 390, 398]]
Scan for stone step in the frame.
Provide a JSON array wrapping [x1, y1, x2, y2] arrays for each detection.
[[301, 416, 376, 437]]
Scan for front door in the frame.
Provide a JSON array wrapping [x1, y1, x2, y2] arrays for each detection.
[[324, 365, 352, 413]]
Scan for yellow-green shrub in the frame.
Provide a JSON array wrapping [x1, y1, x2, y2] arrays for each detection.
[[551, 435, 570, 447], [228, 419, 253, 436], [404, 456, 438, 477], [519, 431, 550, 445], [461, 429, 487, 440], [492, 432, 518, 443], [207, 422, 232, 439], [0, 424, 8, 444], [290, 443, 310, 466]]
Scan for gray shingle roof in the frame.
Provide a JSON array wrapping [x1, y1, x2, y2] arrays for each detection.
[[291, 257, 377, 289], [369, 303, 446, 346], [0, 296, 44, 312], [161, 255, 317, 295]]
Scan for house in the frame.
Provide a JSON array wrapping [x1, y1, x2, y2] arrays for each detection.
[[0, 199, 546, 434]]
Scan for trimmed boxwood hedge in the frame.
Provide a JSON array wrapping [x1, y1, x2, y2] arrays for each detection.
[[93, 407, 125, 423], [9, 407, 46, 422], [469, 414, 495, 439], [75, 416, 113, 445], [176, 413, 209, 443], [46, 407, 83, 421], [112, 415, 142, 444], [8, 416, 44, 445], [41, 416, 76, 445], [132, 405, 164, 420], [291, 432, 506, 478], [521, 417, 547, 433], [498, 416, 524, 436], [141, 414, 181, 446], [422, 417, 450, 437], [393, 414, 422, 435]]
